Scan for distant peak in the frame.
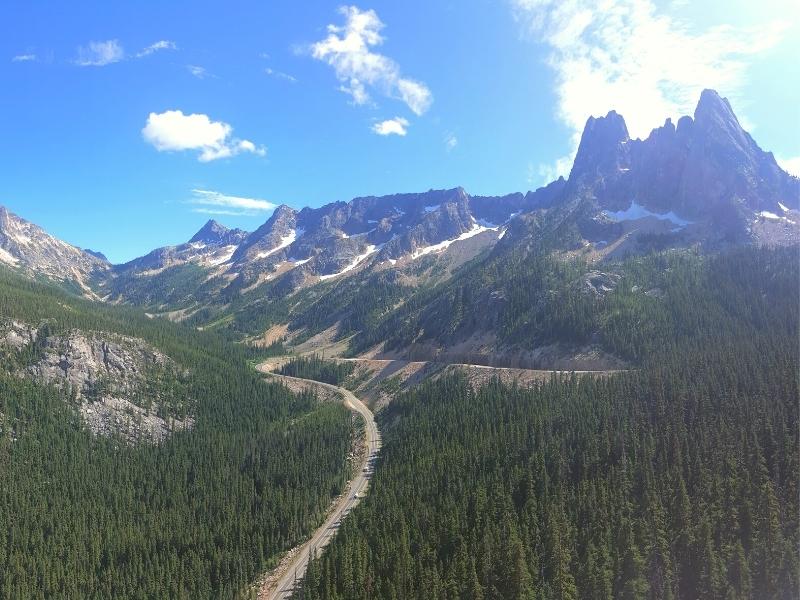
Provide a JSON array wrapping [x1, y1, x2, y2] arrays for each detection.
[[251, 204, 296, 234], [694, 89, 739, 126], [581, 110, 630, 146], [692, 88, 752, 151], [272, 204, 296, 217], [569, 109, 630, 179], [697, 88, 727, 109], [189, 219, 232, 244]]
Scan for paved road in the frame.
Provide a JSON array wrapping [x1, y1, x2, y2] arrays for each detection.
[[260, 371, 381, 600]]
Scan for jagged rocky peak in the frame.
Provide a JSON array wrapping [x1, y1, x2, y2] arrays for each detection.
[[0, 205, 109, 291], [693, 89, 747, 141], [231, 204, 299, 263], [564, 89, 799, 219], [269, 204, 299, 230], [188, 219, 247, 246], [250, 204, 298, 242], [680, 88, 800, 214], [570, 110, 631, 181], [190, 219, 227, 243]]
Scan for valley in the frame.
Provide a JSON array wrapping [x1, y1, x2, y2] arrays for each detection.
[[256, 369, 381, 600], [0, 87, 797, 599]]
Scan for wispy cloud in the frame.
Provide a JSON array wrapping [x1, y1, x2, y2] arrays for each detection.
[[444, 132, 458, 151], [187, 65, 210, 79], [372, 117, 409, 136], [187, 189, 276, 216], [75, 39, 124, 66], [136, 40, 177, 58], [512, 0, 787, 181], [265, 67, 298, 83], [12, 54, 37, 62], [310, 6, 432, 115], [74, 39, 177, 66], [142, 110, 266, 162]]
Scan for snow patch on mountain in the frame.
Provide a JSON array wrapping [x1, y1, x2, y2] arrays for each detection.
[[206, 245, 238, 266], [604, 202, 692, 228], [319, 245, 379, 280], [411, 221, 497, 260], [255, 230, 298, 259]]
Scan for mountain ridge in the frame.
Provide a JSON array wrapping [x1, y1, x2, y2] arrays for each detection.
[[1, 89, 798, 353]]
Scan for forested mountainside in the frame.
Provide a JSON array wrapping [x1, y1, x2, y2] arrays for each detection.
[[299, 246, 799, 600], [0, 267, 355, 598], [350, 235, 799, 366], [279, 354, 357, 386]]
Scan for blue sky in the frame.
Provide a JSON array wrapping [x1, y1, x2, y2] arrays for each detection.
[[2, 0, 798, 262]]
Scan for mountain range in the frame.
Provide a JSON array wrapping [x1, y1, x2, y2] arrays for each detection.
[[2, 89, 798, 365], [1, 88, 799, 600]]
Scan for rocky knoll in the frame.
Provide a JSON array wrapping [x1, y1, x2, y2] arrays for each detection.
[[1, 319, 193, 443]]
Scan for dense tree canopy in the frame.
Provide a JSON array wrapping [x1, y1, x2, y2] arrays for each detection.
[[299, 246, 799, 599], [280, 355, 356, 386], [0, 269, 354, 598]]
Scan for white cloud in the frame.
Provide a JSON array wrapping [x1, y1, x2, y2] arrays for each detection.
[[142, 110, 266, 162], [512, 0, 787, 181], [372, 117, 409, 136], [137, 40, 177, 58], [187, 65, 210, 79], [265, 67, 298, 83], [187, 189, 276, 216], [75, 40, 124, 66], [536, 156, 573, 185], [12, 54, 36, 62], [444, 132, 458, 151], [778, 156, 800, 178], [310, 6, 432, 115]]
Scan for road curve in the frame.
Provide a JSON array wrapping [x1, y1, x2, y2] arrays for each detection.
[[258, 370, 381, 600]]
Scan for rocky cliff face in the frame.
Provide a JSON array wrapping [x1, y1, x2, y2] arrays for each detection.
[[0, 206, 110, 295], [1, 319, 193, 443], [231, 204, 299, 264], [560, 89, 799, 247]]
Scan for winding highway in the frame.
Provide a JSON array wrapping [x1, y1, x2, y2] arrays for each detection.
[[257, 370, 381, 600]]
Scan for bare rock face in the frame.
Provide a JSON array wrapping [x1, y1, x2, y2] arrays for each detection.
[[189, 219, 248, 246], [26, 330, 165, 398], [379, 192, 476, 260], [577, 271, 622, 298], [566, 90, 800, 246], [0, 319, 193, 443], [0, 206, 110, 295], [231, 205, 299, 264]]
